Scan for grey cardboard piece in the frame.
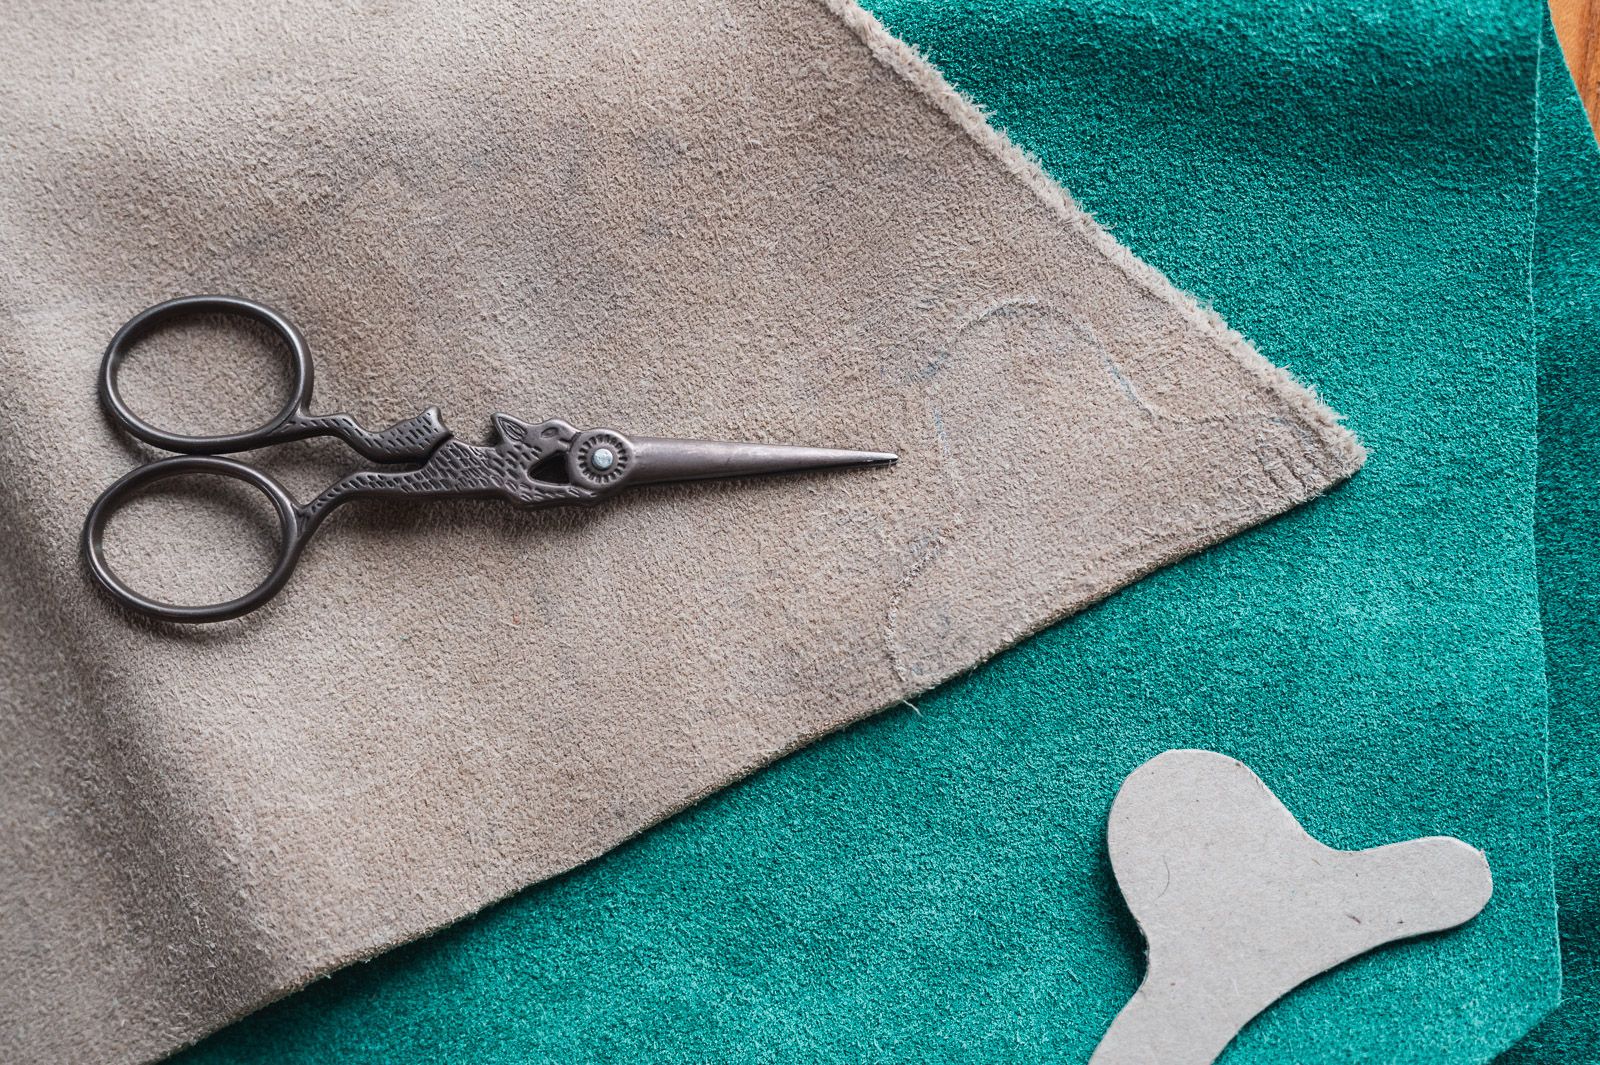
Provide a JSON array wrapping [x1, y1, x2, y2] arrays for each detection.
[[0, 1, 1362, 1062], [1092, 750, 1493, 1065]]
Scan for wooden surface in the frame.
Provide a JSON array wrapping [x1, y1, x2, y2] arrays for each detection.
[[1552, 0, 1600, 136]]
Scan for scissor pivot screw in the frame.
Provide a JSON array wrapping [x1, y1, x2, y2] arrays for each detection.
[[569, 429, 634, 489]]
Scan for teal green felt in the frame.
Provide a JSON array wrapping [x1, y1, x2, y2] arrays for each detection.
[[173, 2, 1558, 1062], [1499, 19, 1600, 1063]]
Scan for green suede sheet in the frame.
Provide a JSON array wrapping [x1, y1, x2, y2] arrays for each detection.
[[1501, 18, 1600, 1062], [175, 1, 1564, 1062]]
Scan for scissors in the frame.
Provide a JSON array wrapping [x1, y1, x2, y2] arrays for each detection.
[[83, 295, 896, 623]]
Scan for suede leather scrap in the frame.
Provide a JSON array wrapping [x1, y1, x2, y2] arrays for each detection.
[[1501, 18, 1600, 1061], [171, 1, 1560, 1063], [0, 1, 1360, 1062]]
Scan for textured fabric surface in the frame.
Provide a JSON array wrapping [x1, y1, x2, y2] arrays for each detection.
[[1501, 17, 1600, 1062], [171, 1, 1558, 1063], [0, 2, 1365, 1063]]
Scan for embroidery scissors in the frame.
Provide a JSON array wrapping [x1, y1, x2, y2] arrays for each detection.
[[83, 295, 896, 623]]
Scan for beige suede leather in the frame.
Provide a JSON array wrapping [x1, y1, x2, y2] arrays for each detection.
[[0, 1, 1363, 1061]]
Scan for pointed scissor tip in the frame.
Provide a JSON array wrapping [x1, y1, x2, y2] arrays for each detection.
[[624, 437, 898, 487]]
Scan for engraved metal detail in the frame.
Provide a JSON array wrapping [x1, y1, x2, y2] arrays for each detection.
[[289, 409, 450, 462], [570, 429, 633, 489], [300, 414, 597, 528]]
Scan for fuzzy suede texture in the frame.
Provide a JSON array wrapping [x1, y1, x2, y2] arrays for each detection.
[[1501, 18, 1600, 1062], [169, 1, 1561, 1064], [0, 1, 1365, 1063]]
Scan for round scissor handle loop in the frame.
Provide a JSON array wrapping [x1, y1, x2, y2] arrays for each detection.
[[100, 295, 314, 454], [82, 455, 304, 623]]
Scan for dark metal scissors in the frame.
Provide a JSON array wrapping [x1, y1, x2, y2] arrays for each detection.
[[83, 295, 896, 623]]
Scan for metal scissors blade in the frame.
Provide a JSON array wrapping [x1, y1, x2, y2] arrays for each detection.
[[625, 437, 897, 487]]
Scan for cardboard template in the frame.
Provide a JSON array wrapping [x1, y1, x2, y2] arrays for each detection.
[[1091, 750, 1493, 1065]]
